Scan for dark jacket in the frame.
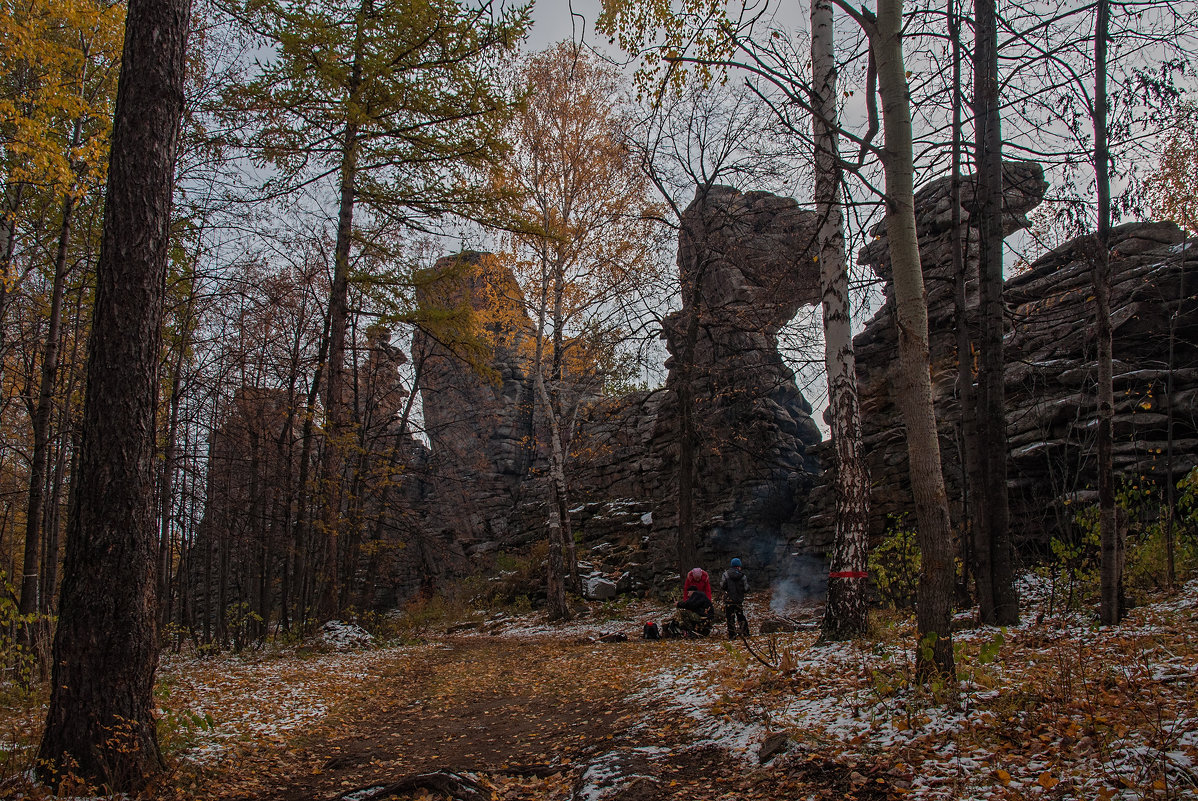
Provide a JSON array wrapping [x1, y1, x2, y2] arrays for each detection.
[[677, 589, 714, 617], [721, 567, 749, 605]]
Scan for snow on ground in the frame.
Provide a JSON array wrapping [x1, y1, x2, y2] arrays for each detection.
[[318, 620, 375, 650], [457, 600, 668, 641], [156, 643, 413, 765], [576, 574, 1198, 800], [142, 574, 1196, 798], [639, 652, 767, 761]]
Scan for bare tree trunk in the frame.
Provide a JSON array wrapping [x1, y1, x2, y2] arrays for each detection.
[[37, 0, 190, 784], [973, 0, 1019, 626], [531, 264, 570, 621], [1093, 0, 1121, 625], [872, 0, 955, 678], [318, 124, 358, 619], [674, 245, 704, 577], [157, 290, 193, 630], [814, 0, 870, 642], [549, 265, 578, 591], [291, 315, 329, 633], [40, 406, 76, 614], [0, 183, 25, 390], [536, 365, 570, 621], [19, 191, 75, 620], [950, 0, 982, 609], [1163, 229, 1184, 589]]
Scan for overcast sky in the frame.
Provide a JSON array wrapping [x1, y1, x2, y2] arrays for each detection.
[[525, 0, 605, 50]]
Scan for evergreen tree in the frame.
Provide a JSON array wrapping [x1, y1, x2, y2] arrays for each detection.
[[225, 0, 528, 615]]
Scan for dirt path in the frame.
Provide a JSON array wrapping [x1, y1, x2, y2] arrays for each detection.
[[198, 637, 671, 800], [175, 631, 888, 801]]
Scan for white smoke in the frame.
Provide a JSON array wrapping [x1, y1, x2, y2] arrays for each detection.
[[769, 553, 828, 614]]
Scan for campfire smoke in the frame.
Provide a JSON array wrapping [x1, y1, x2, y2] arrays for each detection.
[[768, 553, 828, 614]]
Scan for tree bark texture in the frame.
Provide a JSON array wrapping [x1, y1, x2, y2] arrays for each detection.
[[1093, 0, 1122, 625], [37, 0, 190, 787], [0, 183, 25, 391], [536, 366, 571, 621], [813, 0, 870, 642], [950, 0, 983, 608], [873, 0, 955, 678], [972, 0, 1019, 625], [317, 15, 365, 617], [673, 212, 706, 578]]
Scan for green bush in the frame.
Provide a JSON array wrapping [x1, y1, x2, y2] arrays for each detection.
[[0, 571, 41, 693], [1123, 468, 1198, 598], [869, 516, 921, 610], [1051, 469, 1198, 610]]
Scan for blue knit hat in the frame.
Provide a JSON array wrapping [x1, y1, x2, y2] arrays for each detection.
[[731, 558, 742, 567]]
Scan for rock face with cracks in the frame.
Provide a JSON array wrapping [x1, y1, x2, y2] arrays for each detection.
[[569, 186, 828, 580], [412, 251, 545, 553], [802, 161, 1198, 551], [193, 171, 1198, 609], [413, 188, 827, 586]]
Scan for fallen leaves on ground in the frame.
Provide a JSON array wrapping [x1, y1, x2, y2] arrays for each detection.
[[2, 580, 1196, 800]]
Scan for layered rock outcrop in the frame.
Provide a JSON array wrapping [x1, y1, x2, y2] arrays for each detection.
[[412, 252, 542, 550], [803, 162, 1198, 550], [802, 162, 1049, 547], [415, 188, 827, 582], [571, 186, 825, 573], [1003, 223, 1198, 539]]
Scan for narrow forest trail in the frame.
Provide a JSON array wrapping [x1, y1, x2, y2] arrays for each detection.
[[180, 633, 831, 801]]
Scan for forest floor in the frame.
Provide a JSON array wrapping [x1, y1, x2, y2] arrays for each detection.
[[2, 574, 1197, 800]]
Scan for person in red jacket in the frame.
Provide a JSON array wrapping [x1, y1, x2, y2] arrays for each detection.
[[683, 567, 712, 601]]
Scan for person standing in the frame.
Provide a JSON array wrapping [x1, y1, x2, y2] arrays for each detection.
[[720, 558, 750, 639]]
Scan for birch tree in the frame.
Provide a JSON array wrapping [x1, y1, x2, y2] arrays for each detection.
[[600, 0, 956, 676], [811, 0, 870, 642], [498, 43, 662, 619]]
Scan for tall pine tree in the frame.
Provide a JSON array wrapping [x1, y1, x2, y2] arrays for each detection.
[[226, 0, 528, 616]]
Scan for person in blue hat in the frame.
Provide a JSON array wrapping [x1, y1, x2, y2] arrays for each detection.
[[720, 557, 750, 639]]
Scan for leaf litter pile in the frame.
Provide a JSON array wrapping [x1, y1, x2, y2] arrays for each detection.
[[4, 577, 1196, 800]]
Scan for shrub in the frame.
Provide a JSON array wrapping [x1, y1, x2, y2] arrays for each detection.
[[869, 516, 921, 610]]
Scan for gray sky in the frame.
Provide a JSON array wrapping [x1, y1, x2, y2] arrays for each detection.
[[525, 0, 606, 51]]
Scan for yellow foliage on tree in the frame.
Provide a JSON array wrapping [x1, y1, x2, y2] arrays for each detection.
[[1146, 103, 1198, 233], [0, 0, 124, 192], [493, 42, 664, 620]]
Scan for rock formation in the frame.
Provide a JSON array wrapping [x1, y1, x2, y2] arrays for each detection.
[[412, 252, 543, 552], [414, 188, 827, 586], [803, 161, 1198, 551], [1003, 222, 1198, 540], [571, 186, 826, 575]]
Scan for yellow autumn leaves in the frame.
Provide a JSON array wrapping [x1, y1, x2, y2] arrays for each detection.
[[0, 0, 124, 196]]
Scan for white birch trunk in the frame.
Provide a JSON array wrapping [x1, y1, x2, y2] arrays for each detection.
[[813, 0, 870, 642]]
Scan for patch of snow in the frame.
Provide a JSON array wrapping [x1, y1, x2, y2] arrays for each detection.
[[574, 747, 669, 801], [158, 645, 408, 766], [319, 620, 375, 650]]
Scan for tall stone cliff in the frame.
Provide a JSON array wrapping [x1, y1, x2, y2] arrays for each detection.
[[414, 188, 827, 584], [571, 186, 826, 576], [802, 162, 1198, 552]]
